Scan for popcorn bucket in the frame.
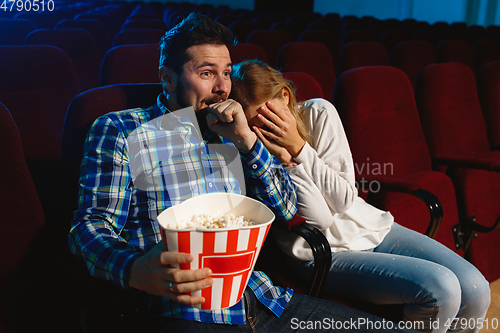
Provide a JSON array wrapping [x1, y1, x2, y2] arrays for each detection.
[[157, 193, 275, 310]]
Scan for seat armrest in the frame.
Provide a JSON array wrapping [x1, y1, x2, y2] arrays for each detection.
[[357, 176, 443, 238], [285, 222, 332, 297], [434, 154, 500, 172]]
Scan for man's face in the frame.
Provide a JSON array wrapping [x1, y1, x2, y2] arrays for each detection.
[[174, 44, 232, 112]]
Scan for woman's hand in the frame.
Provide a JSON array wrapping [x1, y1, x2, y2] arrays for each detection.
[[256, 101, 306, 158], [252, 125, 293, 164]]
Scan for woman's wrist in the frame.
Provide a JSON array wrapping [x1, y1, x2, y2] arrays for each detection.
[[289, 139, 306, 158], [281, 159, 298, 167]]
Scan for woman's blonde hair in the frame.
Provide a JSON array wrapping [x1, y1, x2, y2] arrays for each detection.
[[230, 60, 311, 144]]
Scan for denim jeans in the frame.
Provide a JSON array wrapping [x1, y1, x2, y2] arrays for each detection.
[[157, 288, 416, 332], [294, 223, 490, 333]]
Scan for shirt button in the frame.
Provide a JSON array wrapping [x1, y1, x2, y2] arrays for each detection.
[[252, 164, 258, 169], [269, 190, 275, 195], [208, 183, 213, 187]]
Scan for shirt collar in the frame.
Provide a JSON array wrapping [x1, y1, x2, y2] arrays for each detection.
[[156, 93, 219, 143]]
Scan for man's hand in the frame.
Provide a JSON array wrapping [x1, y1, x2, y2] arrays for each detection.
[[206, 99, 257, 152], [129, 242, 213, 306]]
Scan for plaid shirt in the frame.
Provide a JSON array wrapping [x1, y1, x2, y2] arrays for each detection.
[[68, 94, 296, 324]]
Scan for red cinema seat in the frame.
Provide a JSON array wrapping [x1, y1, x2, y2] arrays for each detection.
[[391, 40, 436, 89], [247, 29, 293, 67], [337, 41, 390, 75], [435, 40, 475, 72], [113, 28, 165, 47], [25, 28, 101, 91], [333, 66, 461, 254], [229, 42, 269, 64], [477, 60, 500, 150], [276, 42, 336, 102], [416, 62, 500, 281], [100, 44, 160, 85]]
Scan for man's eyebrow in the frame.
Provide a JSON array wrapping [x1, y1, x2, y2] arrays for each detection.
[[195, 62, 233, 69]]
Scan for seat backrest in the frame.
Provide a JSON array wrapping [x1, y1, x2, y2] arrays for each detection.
[[415, 62, 491, 158], [0, 45, 81, 163], [0, 19, 37, 45], [55, 18, 112, 58], [100, 44, 160, 86], [62, 83, 164, 187], [435, 40, 475, 72], [0, 102, 45, 285], [121, 18, 167, 31], [229, 43, 269, 64], [246, 29, 293, 67], [298, 30, 340, 70], [337, 41, 390, 75], [276, 42, 336, 102], [25, 28, 101, 91], [228, 21, 264, 44], [414, 29, 443, 48], [340, 29, 377, 46], [477, 61, 500, 149], [391, 40, 436, 89], [13, 12, 60, 29], [379, 29, 412, 56], [113, 28, 165, 46], [333, 66, 432, 177], [282, 72, 324, 102], [473, 38, 500, 70]]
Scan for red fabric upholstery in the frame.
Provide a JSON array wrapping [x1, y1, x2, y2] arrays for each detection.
[[391, 40, 436, 89], [62, 83, 163, 189], [282, 72, 324, 102], [379, 29, 412, 56], [113, 28, 166, 47], [229, 43, 269, 64], [56, 18, 112, 58], [414, 29, 443, 48], [121, 19, 167, 31], [25, 28, 101, 91], [416, 62, 500, 281], [0, 102, 44, 285], [340, 29, 377, 46], [100, 44, 160, 85], [0, 18, 36, 45], [477, 61, 500, 149], [473, 39, 500, 71], [228, 21, 264, 44], [298, 30, 340, 72], [276, 42, 336, 101], [246, 29, 293, 67], [435, 40, 475, 72], [333, 66, 461, 253], [0, 45, 81, 163], [442, 23, 469, 41], [337, 41, 390, 75], [14, 12, 60, 29]]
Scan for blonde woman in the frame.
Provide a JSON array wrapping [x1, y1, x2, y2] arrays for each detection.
[[229, 60, 490, 333]]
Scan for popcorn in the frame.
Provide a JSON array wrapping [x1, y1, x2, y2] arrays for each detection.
[[164, 211, 255, 229]]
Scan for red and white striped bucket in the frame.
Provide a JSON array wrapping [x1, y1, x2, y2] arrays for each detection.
[[157, 193, 275, 310]]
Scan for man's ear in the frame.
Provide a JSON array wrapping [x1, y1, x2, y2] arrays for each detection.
[[159, 66, 177, 92]]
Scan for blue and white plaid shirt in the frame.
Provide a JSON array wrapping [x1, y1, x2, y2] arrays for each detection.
[[68, 94, 296, 324]]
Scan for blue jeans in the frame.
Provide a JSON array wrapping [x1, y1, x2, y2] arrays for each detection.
[[294, 223, 490, 333], [157, 288, 416, 332]]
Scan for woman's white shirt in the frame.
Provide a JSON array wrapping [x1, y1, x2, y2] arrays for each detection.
[[274, 98, 393, 261]]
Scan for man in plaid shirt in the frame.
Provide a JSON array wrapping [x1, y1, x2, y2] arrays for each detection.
[[69, 12, 415, 333]]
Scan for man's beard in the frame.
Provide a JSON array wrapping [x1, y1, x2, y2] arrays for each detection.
[[175, 77, 228, 111]]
